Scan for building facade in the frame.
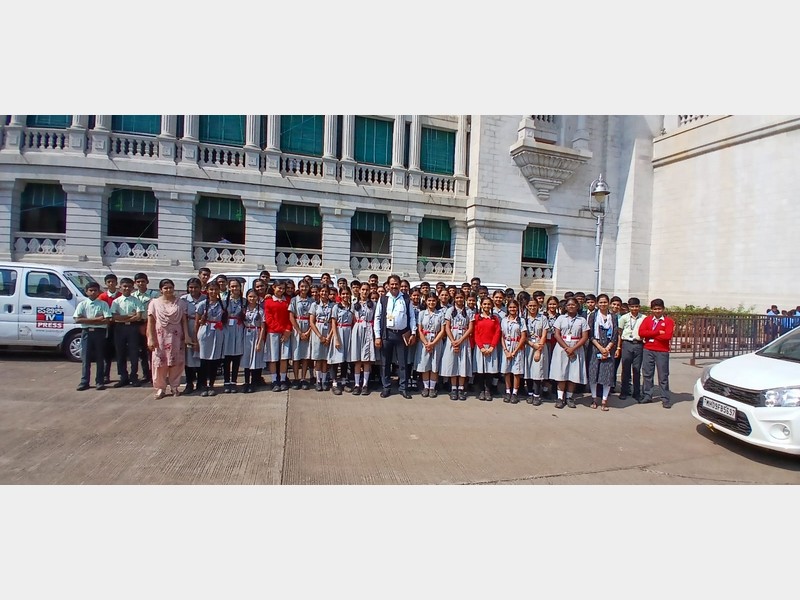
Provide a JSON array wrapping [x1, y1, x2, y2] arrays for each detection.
[[0, 114, 794, 308]]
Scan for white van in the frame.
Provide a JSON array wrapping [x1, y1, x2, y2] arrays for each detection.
[[0, 261, 99, 362]]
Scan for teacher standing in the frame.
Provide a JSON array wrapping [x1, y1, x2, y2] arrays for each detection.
[[373, 274, 417, 399]]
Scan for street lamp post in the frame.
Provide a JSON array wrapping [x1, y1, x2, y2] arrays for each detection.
[[589, 174, 611, 296]]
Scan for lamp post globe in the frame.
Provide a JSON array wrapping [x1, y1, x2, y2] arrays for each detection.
[[589, 174, 611, 296]]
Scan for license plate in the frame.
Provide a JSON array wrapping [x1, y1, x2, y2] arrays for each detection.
[[702, 396, 737, 420]]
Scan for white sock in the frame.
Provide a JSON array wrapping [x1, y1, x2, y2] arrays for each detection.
[[513, 388, 518, 395], [557, 390, 565, 400], [355, 373, 362, 387], [566, 391, 573, 399], [505, 388, 511, 394]]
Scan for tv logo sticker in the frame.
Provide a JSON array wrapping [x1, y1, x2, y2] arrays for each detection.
[[36, 306, 64, 329]]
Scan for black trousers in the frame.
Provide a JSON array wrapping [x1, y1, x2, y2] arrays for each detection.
[[380, 330, 409, 392], [114, 323, 140, 381], [620, 340, 644, 397], [103, 323, 116, 378]]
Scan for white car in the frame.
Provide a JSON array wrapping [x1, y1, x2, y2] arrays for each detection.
[[0, 261, 98, 362], [692, 327, 800, 455]]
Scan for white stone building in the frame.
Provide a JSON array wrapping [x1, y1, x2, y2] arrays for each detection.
[[0, 114, 795, 309]]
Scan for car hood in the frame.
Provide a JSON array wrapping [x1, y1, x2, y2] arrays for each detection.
[[710, 353, 800, 390]]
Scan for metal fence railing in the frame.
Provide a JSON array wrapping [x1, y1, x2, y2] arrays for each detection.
[[666, 313, 799, 365]]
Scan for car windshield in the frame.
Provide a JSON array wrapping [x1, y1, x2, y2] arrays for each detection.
[[64, 271, 98, 296], [757, 327, 800, 362]]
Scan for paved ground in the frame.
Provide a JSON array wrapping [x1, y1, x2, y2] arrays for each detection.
[[1, 350, 799, 484]]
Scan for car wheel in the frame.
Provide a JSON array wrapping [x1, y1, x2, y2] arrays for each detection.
[[63, 330, 82, 362]]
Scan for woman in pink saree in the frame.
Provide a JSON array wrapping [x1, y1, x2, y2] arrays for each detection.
[[147, 278, 192, 399]]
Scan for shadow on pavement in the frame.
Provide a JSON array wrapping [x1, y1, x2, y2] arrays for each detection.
[[0, 349, 69, 363], [694, 424, 800, 471]]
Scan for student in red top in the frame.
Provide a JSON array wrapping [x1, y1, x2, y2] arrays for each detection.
[[264, 281, 293, 392], [98, 274, 121, 384], [472, 297, 502, 401], [637, 298, 675, 408]]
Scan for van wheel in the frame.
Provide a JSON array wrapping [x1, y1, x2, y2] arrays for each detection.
[[63, 330, 82, 362]]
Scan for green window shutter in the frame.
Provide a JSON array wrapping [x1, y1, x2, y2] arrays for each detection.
[[280, 115, 324, 157], [419, 217, 451, 242], [26, 115, 71, 129], [197, 196, 245, 222], [354, 117, 393, 166], [522, 227, 549, 261], [21, 184, 66, 209], [109, 189, 158, 214], [278, 204, 322, 227], [198, 115, 246, 146], [420, 127, 455, 175], [111, 115, 160, 135], [352, 211, 389, 233]]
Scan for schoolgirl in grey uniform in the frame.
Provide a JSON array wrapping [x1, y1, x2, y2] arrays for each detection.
[[407, 287, 423, 391], [328, 287, 354, 395], [309, 285, 336, 391], [491, 290, 508, 393], [500, 299, 528, 403], [440, 291, 474, 401], [181, 277, 203, 394], [349, 285, 376, 396], [195, 281, 225, 396], [549, 297, 590, 409], [221, 278, 245, 393], [289, 280, 314, 390], [241, 288, 266, 393], [415, 292, 446, 398], [523, 296, 549, 405]]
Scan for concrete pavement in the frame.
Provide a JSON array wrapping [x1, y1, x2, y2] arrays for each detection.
[[1, 350, 799, 484]]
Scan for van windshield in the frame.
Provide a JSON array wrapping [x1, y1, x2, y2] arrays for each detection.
[[64, 271, 99, 295], [757, 327, 800, 362]]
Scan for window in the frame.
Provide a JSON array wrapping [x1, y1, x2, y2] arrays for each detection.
[[107, 189, 158, 239], [0, 269, 17, 296], [64, 271, 97, 292], [417, 217, 451, 259], [20, 183, 67, 234], [280, 115, 324, 157], [111, 115, 160, 136], [522, 226, 549, 264], [195, 196, 246, 244], [277, 203, 322, 250], [350, 211, 390, 254], [25, 115, 71, 129], [198, 115, 246, 147], [26, 271, 68, 298], [420, 127, 455, 175], [354, 117, 393, 166]]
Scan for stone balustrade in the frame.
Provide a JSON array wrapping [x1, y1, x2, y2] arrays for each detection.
[[520, 262, 554, 281], [350, 253, 392, 276], [21, 128, 68, 152], [14, 232, 67, 257], [193, 242, 246, 264], [103, 237, 159, 260], [109, 134, 158, 159], [416, 257, 454, 278], [275, 247, 323, 271]]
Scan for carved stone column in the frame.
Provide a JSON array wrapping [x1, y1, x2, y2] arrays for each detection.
[[322, 115, 338, 180], [244, 115, 262, 170], [241, 197, 280, 270], [454, 115, 469, 195], [319, 206, 356, 276], [157, 115, 178, 162], [179, 115, 199, 166], [1, 116, 26, 153], [340, 115, 356, 184], [0, 180, 23, 260], [388, 213, 424, 278], [391, 115, 407, 191], [152, 190, 198, 267], [66, 115, 88, 154], [62, 183, 110, 267], [264, 115, 282, 174], [89, 115, 111, 156], [407, 115, 422, 192]]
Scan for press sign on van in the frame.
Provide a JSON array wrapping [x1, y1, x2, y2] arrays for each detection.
[[36, 306, 65, 329]]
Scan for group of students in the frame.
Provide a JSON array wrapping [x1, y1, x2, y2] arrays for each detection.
[[74, 268, 675, 410]]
